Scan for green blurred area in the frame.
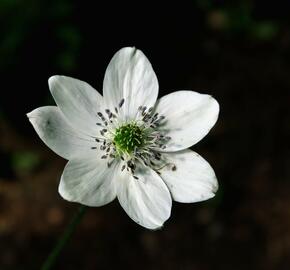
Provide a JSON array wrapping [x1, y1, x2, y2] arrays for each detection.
[[0, 0, 80, 71], [12, 151, 40, 173], [0, 0, 281, 72]]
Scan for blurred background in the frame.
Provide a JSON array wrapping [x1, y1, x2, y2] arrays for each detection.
[[1, 0, 290, 269]]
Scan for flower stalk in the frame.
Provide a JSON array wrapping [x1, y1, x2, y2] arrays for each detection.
[[41, 205, 87, 270]]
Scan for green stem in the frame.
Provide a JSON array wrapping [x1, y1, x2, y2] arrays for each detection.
[[41, 205, 87, 270]]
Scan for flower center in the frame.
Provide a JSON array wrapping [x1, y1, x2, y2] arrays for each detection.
[[113, 122, 144, 154], [90, 99, 176, 177]]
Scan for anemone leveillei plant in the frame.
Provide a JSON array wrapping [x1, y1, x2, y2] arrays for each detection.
[[27, 47, 219, 229]]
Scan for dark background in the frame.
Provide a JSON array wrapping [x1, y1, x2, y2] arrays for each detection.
[[1, 1, 290, 269]]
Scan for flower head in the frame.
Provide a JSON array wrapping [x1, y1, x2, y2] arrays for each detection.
[[27, 47, 219, 229]]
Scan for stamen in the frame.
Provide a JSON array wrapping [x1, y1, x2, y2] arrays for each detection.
[[141, 106, 147, 115], [148, 107, 154, 113], [119, 98, 125, 108], [94, 103, 171, 180], [159, 116, 165, 120]]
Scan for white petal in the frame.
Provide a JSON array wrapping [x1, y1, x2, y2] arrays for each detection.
[[59, 157, 119, 206], [27, 106, 96, 160], [117, 165, 171, 229], [49, 75, 103, 136], [103, 47, 158, 121], [159, 150, 218, 203], [155, 91, 219, 151]]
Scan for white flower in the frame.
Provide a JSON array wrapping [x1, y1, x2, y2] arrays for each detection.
[[27, 47, 219, 229]]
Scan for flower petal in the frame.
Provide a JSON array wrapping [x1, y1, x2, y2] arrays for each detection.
[[49, 75, 103, 136], [155, 91, 219, 151], [27, 106, 96, 160], [103, 47, 158, 121], [159, 149, 218, 203], [117, 165, 171, 229], [59, 156, 119, 206]]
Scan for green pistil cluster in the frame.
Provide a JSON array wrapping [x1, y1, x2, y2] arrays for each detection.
[[114, 123, 144, 154]]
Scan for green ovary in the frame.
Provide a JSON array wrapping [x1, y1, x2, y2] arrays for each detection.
[[113, 123, 144, 154]]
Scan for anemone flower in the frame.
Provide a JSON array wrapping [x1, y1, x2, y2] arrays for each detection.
[[27, 47, 219, 229]]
